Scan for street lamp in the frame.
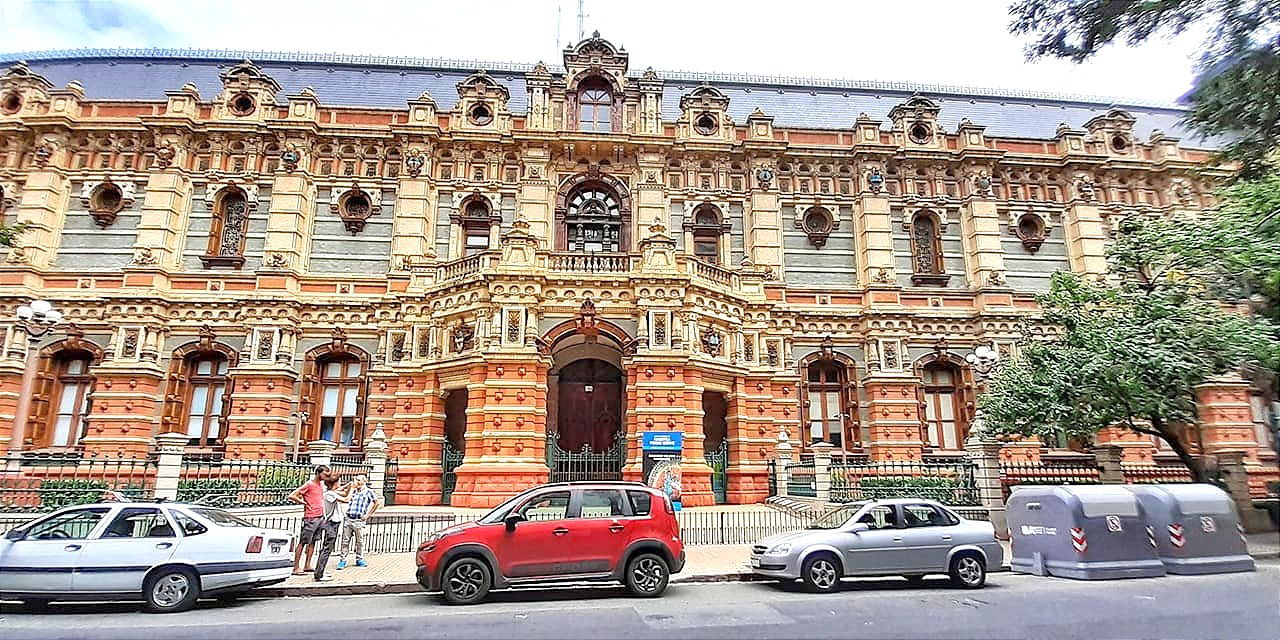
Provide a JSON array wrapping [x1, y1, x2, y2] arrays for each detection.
[[9, 300, 63, 459], [964, 344, 1000, 442]]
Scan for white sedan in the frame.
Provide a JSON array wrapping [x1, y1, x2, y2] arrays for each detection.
[[0, 501, 294, 612]]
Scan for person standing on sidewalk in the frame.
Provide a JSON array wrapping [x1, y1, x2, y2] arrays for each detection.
[[287, 465, 330, 576], [336, 474, 383, 570], [313, 476, 351, 582]]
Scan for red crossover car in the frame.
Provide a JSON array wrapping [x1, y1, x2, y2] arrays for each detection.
[[416, 481, 685, 604]]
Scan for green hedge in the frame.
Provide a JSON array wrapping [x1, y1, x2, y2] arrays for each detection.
[[856, 476, 976, 504], [256, 466, 310, 489], [177, 478, 242, 503], [38, 479, 110, 510]]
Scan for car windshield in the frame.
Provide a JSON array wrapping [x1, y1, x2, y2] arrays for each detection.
[[189, 507, 254, 527], [477, 490, 533, 524], [807, 505, 860, 530]]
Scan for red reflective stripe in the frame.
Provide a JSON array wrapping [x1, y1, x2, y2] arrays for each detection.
[[1168, 524, 1185, 548], [1070, 527, 1087, 553]]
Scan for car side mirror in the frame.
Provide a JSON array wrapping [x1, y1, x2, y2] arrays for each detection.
[[5, 529, 27, 541], [848, 523, 869, 534], [504, 513, 525, 532]]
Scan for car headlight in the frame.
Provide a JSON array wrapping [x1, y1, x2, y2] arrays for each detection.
[[766, 543, 791, 555], [417, 533, 442, 552]]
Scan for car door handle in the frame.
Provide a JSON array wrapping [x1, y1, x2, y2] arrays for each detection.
[[552, 528, 569, 536], [941, 535, 952, 541], [64, 544, 82, 552], [156, 542, 173, 549], [892, 537, 903, 543], [609, 525, 625, 533]]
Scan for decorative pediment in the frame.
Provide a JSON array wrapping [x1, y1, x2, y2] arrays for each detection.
[[1, 62, 52, 116], [220, 59, 281, 94], [563, 31, 629, 74], [203, 179, 259, 210], [456, 71, 510, 102], [217, 60, 280, 120], [329, 183, 384, 234], [1084, 108, 1138, 155], [888, 94, 943, 147]]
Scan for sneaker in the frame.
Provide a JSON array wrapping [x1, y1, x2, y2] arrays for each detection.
[[355, 559, 367, 567], [315, 575, 335, 582], [336, 559, 347, 570]]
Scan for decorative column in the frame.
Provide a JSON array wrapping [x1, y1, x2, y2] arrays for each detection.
[[308, 439, 336, 468], [258, 171, 317, 289], [812, 442, 833, 503], [516, 147, 553, 244], [1196, 377, 1260, 458], [448, 359, 550, 508], [80, 330, 166, 458], [1093, 444, 1126, 484], [725, 374, 777, 503], [153, 432, 189, 501], [774, 431, 793, 498], [364, 424, 389, 493], [224, 325, 298, 459], [1062, 181, 1109, 278], [861, 338, 925, 461], [853, 179, 897, 290], [128, 161, 194, 277], [390, 168, 436, 270], [965, 435, 1008, 538], [745, 159, 784, 273], [7, 149, 73, 269], [960, 179, 1013, 309]]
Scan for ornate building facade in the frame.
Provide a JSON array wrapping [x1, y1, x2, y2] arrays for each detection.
[[0, 36, 1275, 506]]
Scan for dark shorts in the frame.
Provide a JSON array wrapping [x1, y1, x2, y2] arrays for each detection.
[[298, 517, 324, 545]]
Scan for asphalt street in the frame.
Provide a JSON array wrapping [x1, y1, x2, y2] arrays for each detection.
[[2, 561, 1278, 639]]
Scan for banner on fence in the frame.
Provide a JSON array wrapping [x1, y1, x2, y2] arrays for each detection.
[[642, 431, 683, 509]]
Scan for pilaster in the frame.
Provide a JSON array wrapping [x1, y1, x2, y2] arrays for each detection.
[[854, 192, 896, 286], [861, 373, 925, 461], [960, 196, 1009, 289], [746, 170, 783, 272], [261, 171, 316, 275], [449, 358, 549, 507], [390, 175, 435, 269], [8, 168, 72, 268], [128, 168, 194, 276], [79, 362, 165, 458], [1062, 201, 1109, 278], [223, 366, 298, 459]]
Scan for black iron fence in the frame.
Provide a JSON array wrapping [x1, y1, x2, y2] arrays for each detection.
[[0, 453, 156, 513], [830, 460, 980, 506], [383, 459, 399, 506], [786, 461, 816, 497], [178, 459, 317, 507]]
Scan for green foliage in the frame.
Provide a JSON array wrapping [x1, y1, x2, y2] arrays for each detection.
[[0, 221, 29, 248], [38, 479, 109, 510], [176, 478, 242, 503], [856, 476, 977, 505], [256, 466, 310, 489], [1008, 0, 1280, 177]]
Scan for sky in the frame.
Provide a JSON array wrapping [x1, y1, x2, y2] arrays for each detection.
[[0, 0, 1206, 105]]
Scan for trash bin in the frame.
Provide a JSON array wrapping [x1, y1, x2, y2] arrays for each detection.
[[1126, 484, 1255, 575], [1008, 485, 1165, 580]]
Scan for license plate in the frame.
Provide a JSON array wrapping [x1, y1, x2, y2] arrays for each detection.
[[750, 557, 761, 568], [271, 544, 283, 553]]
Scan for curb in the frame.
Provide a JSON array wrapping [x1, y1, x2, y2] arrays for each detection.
[[259, 552, 1276, 599]]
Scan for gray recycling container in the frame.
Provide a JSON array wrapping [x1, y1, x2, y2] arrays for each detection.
[[1126, 484, 1255, 575], [1008, 485, 1165, 579]]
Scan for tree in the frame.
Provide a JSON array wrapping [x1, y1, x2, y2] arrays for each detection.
[[981, 219, 1280, 481], [1009, 0, 1280, 177], [0, 220, 27, 248]]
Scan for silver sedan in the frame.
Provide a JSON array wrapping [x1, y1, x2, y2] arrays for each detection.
[[750, 499, 1002, 592]]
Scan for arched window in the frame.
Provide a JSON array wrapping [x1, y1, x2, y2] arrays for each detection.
[[921, 363, 963, 450], [314, 356, 365, 447], [460, 198, 494, 256], [909, 211, 948, 285], [202, 187, 250, 268], [805, 361, 850, 448], [47, 353, 94, 448], [577, 78, 614, 133], [688, 204, 725, 264], [564, 185, 623, 252], [184, 356, 229, 447]]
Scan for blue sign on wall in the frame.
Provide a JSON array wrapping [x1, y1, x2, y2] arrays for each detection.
[[641, 431, 683, 451]]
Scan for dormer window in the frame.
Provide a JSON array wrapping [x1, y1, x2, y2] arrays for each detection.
[[1, 92, 20, 115], [468, 103, 493, 126], [460, 198, 494, 256], [694, 112, 719, 136], [578, 78, 614, 132], [229, 92, 256, 116], [688, 204, 728, 264], [1110, 134, 1130, 153]]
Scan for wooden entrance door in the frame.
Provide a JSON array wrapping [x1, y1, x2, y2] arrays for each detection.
[[554, 359, 623, 451]]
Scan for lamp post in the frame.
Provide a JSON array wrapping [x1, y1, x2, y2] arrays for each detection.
[[964, 344, 1000, 442], [9, 300, 63, 460]]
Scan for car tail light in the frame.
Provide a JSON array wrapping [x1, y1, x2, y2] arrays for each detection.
[[246, 535, 263, 554]]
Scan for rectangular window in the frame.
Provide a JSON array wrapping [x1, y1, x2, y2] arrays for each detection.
[[102, 508, 174, 538], [517, 491, 570, 521], [626, 490, 652, 516], [578, 489, 626, 518]]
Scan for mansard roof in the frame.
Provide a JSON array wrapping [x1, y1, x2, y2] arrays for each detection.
[[0, 48, 1212, 147]]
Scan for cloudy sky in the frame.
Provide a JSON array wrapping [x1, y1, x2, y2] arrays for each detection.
[[0, 0, 1204, 104]]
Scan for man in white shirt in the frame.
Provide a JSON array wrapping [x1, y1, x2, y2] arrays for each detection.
[[313, 477, 350, 582]]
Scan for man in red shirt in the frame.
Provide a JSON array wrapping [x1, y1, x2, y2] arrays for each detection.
[[289, 465, 330, 575]]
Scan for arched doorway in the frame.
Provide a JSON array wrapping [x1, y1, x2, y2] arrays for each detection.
[[547, 357, 626, 481]]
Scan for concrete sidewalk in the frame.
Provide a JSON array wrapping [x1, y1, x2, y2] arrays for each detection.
[[261, 533, 1280, 598]]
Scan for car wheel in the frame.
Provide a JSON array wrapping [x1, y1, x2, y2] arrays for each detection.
[[144, 567, 201, 613], [949, 553, 986, 589], [800, 553, 841, 594], [440, 557, 492, 605], [624, 553, 670, 597], [904, 574, 926, 585]]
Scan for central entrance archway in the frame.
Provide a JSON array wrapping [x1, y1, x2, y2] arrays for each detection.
[[546, 334, 628, 482]]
